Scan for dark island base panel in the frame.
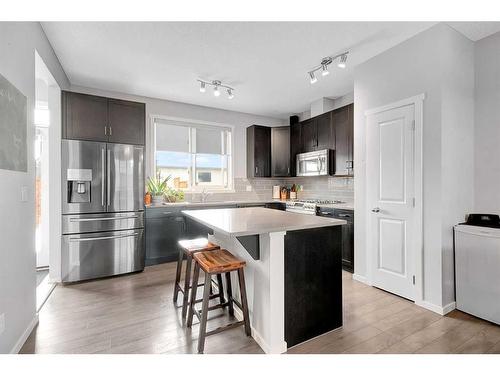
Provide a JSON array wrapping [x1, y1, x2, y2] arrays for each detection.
[[284, 226, 343, 348]]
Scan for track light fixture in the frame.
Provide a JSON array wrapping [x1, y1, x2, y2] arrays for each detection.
[[197, 79, 235, 99], [307, 52, 349, 84], [309, 71, 317, 84]]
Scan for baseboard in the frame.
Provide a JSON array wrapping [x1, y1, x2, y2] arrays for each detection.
[[416, 300, 456, 316], [352, 273, 370, 285], [10, 314, 39, 354], [233, 305, 286, 354]]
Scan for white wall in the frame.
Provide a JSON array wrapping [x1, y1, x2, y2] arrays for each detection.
[[70, 85, 286, 182], [474, 32, 500, 214], [354, 23, 474, 309], [0, 22, 69, 353]]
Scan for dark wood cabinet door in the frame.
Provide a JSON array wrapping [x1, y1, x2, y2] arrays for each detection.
[[316, 111, 333, 150], [108, 99, 145, 145], [301, 118, 317, 152], [271, 126, 291, 177], [145, 213, 186, 266], [254, 126, 271, 177], [332, 104, 353, 175], [290, 121, 302, 176], [62, 91, 108, 142], [247, 125, 271, 177]]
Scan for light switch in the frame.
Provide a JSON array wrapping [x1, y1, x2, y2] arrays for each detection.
[[246, 185, 252, 192], [20, 186, 28, 202]]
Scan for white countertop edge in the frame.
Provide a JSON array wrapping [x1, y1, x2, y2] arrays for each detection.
[[182, 208, 346, 237]]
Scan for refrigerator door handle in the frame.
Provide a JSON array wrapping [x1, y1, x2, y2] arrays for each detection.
[[107, 148, 111, 208], [69, 215, 139, 222], [68, 232, 140, 242], [101, 147, 105, 207]]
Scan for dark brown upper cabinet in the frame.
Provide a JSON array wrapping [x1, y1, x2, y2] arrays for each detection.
[[247, 125, 271, 178], [108, 99, 145, 145], [62, 91, 108, 142], [62, 91, 145, 145], [290, 120, 302, 176], [316, 111, 333, 150], [332, 104, 354, 176], [271, 126, 291, 177], [300, 112, 334, 153], [300, 118, 317, 152]]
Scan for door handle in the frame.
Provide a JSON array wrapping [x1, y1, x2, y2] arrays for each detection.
[[371, 207, 381, 213], [69, 215, 139, 222], [69, 232, 139, 242], [101, 148, 105, 207], [107, 149, 111, 207]]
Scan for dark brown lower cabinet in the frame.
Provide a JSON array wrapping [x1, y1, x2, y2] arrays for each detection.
[[284, 226, 343, 348]]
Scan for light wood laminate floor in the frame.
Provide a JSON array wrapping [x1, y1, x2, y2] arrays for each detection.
[[21, 262, 500, 354]]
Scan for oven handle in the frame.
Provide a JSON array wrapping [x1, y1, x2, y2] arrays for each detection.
[[69, 232, 140, 242]]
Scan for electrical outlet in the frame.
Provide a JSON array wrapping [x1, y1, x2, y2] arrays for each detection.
[[246, 185, 252, 192], [0, 313, 5, 335]]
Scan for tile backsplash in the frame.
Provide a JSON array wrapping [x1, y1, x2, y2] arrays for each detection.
[[184, 176, 354, 203]]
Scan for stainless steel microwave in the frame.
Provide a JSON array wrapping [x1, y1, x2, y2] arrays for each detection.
[[296, 149, 334, 176]]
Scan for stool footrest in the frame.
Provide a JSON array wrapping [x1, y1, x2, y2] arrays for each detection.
[[193, 301, 230, 319], [205, 320, 245, 337]]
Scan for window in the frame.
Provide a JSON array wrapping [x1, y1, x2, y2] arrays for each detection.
[[153, 117, 232, 191]]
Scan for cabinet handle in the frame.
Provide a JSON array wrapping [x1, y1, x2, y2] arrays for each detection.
[[109, 125, 112, 136], [338, 214, 351, 218], [104, 126, 107, 136], [255, 166, 258, 175]]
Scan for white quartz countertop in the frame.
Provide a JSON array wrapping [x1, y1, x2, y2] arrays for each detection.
[[182, 207, 346, 236], [146, 199, 282, 208]]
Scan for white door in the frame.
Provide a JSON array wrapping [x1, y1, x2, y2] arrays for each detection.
[[366, 104, 415, 301]]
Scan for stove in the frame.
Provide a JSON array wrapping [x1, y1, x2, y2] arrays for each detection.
[[285, 199, 346, 215]]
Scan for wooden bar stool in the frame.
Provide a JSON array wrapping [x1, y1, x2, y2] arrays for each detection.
[[173, 238, 225, 319], [187, 249, 251, 354]]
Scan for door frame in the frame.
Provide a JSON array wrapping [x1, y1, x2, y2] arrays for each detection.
[[364, 93, 424, 305]]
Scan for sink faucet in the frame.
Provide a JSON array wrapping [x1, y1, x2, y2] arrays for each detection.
[[200, 188, 213, 203]]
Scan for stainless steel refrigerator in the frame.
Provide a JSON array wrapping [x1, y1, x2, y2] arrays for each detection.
[[61, 139, 145, 282]]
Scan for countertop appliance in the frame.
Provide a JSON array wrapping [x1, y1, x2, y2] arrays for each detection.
[[454, 214, 500, 324], [296, 149, 334, 177], [285, 199, 345, 215], [61, 139, 145, 282]]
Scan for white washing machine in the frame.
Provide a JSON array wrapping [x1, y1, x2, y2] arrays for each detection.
[[454, 214, 500, 325]]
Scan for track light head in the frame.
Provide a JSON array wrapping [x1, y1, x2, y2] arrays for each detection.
[[337, 54, 348, 69], [199, 81, 206, 93], [227, 88, 234, 99], [309, 71, 317, 84], [213, 85, 220, 97], [321, 64, 330, 76]]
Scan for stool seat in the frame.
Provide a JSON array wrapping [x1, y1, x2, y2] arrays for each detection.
[[178, 238, 220, 253], [193, 249, 246, 274]]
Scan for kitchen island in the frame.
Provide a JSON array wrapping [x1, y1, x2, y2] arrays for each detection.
[[182, 207, 346, 353]]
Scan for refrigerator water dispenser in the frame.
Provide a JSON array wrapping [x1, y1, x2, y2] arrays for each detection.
[[67, 169, 92, 203]]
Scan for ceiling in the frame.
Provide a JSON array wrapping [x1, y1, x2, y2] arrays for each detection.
[[41, 22, 500, 119]]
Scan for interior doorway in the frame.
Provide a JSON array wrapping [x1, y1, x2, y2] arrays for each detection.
[[365, 94, 424, 305], [35, 51, 61, 311]]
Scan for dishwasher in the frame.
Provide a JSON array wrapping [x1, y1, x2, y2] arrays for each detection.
[[454, 214, 500, 325]]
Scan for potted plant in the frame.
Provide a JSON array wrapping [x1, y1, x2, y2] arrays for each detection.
[[146, 174, 171, 204], [165, 187, 185, 203]]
